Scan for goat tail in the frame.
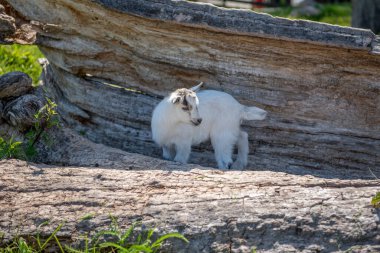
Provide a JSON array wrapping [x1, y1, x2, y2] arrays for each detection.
[[240, 106, 267, 121]]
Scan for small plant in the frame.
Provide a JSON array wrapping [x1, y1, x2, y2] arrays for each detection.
[[0, 98, 59, 161], [371, 192, 380, 208], [0, 216, 189, 253], [0, 136, 25, 160], [75, 215, 189, 253], [22, 97, 59, 159]]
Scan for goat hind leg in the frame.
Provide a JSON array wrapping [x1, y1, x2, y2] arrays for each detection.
[[231, 131, 249, 169], [211, 134, 234, 169]]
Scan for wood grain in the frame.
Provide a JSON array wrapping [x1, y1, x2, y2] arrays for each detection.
[[1, 158, 379, 252], [4, 0, 377, 172]]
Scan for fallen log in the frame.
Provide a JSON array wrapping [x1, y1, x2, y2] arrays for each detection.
[[1, 1, 380, 252], [1, 157, 379, 253], [0, 128, 379, 252], [3, 0, 380, 172]]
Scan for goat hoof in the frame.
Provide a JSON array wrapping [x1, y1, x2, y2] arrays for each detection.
[[231, 161, 245, 170], [218, 160, 233, 170]]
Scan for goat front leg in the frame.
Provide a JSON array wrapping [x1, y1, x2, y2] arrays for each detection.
[[174, 142, 191, 164], [162, 144, 175, 161]]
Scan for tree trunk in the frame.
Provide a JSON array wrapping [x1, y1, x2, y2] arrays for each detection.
[[352, 0, 380, 34]]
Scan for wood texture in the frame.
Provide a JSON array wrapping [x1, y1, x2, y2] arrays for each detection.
[[1, 157, 380, 253], [0, 1, 36, 44], [3, 94, 43, 129], [4, 0, 377, 173], [1, 2, 380, 250], [0, 71, 33, 99], [0, 72, 43, 130]]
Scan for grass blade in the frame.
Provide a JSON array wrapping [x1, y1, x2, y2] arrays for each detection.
[[40, 223, 63, 251], [99, 241, 129, 252], [64, 245, 84, 253], [120, 222, 139, 245], [54, 235, 65, 253], [90, 230, 120, 246], [151, 233, 188, 249], [128, 244, 154, 253]]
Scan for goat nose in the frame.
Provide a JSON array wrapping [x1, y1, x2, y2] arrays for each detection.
[[197, 118, 202, 124]]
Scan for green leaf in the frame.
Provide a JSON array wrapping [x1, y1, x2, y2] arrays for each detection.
[[90, 230, 120, 247], [99, 242, 131, 252], [371, 192, 380, 208], [120, 222, 140, 245], [128, 244, 153, 253], [146, 229, 155, 241], [151, 232, 188, 249]]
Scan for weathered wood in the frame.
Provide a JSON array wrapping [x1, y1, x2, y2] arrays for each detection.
[[0, 12, 15, 35], [1, 2, 380, 250], [0, 1, 36, 44], [0, 71, 33, 99], [1, 157, 379, 253], [3, 94, 43, 129], [6, 0, 377, 172], [32, 127, 379, 180]]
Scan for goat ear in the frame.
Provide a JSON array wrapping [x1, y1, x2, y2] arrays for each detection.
[[171, 96, 181, 104], [190, 82, 203, 93]]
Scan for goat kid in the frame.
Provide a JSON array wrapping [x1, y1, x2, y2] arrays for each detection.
[[151, 82, 267, 169]]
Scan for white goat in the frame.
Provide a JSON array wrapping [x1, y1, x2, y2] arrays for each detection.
[[151, 83, 267, 169]]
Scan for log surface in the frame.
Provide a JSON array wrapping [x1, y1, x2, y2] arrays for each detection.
[[1, 2, 380, 251], [4, 0, 380, 173], [1, 158, 380, 253]]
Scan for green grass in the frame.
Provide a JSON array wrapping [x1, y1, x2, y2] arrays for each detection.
[[0, 216, 189, 253], [257, 3, 352, 27], [0, 45, 44, 85]]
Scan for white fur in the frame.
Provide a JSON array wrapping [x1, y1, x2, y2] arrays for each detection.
[[151, 86, 267, 169]]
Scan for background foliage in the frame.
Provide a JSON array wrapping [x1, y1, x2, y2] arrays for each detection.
[[0, 45, 44, 85]]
